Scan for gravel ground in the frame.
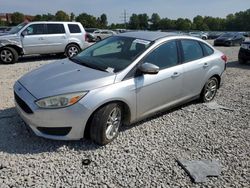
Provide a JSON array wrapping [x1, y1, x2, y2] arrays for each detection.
[[0, 41, 249, 187]]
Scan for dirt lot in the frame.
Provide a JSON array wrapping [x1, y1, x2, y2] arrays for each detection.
[[0, 41, 249, 187]]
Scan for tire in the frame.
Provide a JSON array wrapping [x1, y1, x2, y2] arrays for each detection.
[[96, 36, 101, 41], [200, 77, 219, 103], [239, 58, 247, 64], [226, 41, 232, 47], [0, 47, 18, 64], [90, 103, 122, 145], [202, 36, 206, 40], [65, 44, 80, 58]]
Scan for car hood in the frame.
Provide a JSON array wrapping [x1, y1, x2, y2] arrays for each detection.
[[0, 33, 21, 47], [18, 59, 116, 99]]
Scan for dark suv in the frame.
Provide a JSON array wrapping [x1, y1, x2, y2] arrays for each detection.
[[238, 41, 250, 64]]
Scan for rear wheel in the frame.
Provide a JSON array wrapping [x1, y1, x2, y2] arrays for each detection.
[[0, 47, 18, 64], [96, 36, 101, 41], [201, 77, 219, 102], [90, 103, 122, 145], [65, 44, 80, 58]]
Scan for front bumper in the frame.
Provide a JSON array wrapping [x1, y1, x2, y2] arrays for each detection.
[[14, 81, 90, 140]]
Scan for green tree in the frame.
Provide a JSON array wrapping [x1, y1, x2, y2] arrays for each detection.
[[76, 13, 98, 28], [138, 13, 149, 29], [100, 14, 108, 27], [11, 12, 24, 25], [193, 15, 204, 30], [70, 12, 75, 21], [151, 13, 161, 30], [129, 14, 140, 29], [55, 10, 69, 21]]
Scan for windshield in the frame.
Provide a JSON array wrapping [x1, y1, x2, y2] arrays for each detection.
[[8, 22, 28, 34], [71, 36, 152, 73], [220, 33, 235, 38]]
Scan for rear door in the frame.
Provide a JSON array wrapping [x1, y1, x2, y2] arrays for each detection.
[[135, 40, 184, 119], [44, 23, 67, 53], [180, 39, 211, 99]]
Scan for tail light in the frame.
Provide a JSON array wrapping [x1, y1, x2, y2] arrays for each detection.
[[84, 33, 88, 42], [221, 55, 227, 63]]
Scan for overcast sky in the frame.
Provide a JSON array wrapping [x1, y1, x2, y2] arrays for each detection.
[[1, 0, 250, 24]]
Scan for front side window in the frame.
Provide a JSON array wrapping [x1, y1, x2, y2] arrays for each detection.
[[71, 36, 152, 73], [143, 40, 178, 69], [47, 24, 65, 34], [68, 24, 81, 33], [181, 40, 203, 62], [25, 24, 45, 35]]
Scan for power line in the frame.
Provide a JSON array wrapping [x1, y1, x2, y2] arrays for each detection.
[[119, 10, 129, 28]]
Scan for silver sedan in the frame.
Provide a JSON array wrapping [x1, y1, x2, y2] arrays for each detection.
[[14, 31, 227, 145]]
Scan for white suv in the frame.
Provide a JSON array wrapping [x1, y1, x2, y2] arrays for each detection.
[[0, 21, 88, 64]]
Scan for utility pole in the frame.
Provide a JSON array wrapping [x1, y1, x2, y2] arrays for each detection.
[[120, 10, 129, 29]]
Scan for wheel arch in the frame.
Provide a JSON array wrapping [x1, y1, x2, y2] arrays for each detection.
[[65, 42, 81, 51], [0, 45, 23, 56], [84, 100, 131, 138]]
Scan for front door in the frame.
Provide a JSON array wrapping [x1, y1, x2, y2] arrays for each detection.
[[135, 40, 184, 119], [21, 24, 48, 54]]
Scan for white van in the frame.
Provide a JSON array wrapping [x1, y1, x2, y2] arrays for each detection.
[[0, 21, 88, 64]]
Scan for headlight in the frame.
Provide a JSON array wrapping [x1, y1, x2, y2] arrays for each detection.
[[35, 92, 88, 109], [241, 44, 249, 50]]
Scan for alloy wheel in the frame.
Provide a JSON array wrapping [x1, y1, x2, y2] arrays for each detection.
[[204, 79, 217, 101], [105, 107, 121, 140], [0, 49, 13, 63]]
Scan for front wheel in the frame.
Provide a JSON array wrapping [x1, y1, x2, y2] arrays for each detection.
[[0, 47, 18, 64], [239, 58, 247, 64], [90, 103, 122, 145], [65, 44, 80, 58], [201, 77, 219, 103]]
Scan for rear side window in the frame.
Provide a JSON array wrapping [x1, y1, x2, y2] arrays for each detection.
[[200, 42, 214, 56], [143, 40, 178, 70], [47, 24, 65, 34], [68, 24, 81, 33], [181, 40, 203, 62]]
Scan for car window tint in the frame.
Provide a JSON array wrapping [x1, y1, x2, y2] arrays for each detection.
[[93, 40, 123, 56], [143, 40, 178, 69], [25, 24, 45, 35], [68, 24, 81, 33], [181, 40, 203, 62], [201, 42, 214, 56], [47, 24, 65, 34]]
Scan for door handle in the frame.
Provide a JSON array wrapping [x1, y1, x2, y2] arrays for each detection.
[[171, 72, 181, 78], [203, 63, 209, 68], [38, 37, 45, 40], [61, 36, 66, 39]]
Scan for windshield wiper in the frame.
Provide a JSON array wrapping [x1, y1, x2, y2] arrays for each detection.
[[69, 57, 108, 73]]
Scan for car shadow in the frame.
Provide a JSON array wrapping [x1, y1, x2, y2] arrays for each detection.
[[18, 54, 65, 64], [227, 61, 250, 70], [120, 99, 200, 133], [0, 107, 101, 155]]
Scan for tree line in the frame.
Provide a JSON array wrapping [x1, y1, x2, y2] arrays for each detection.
[[1, 9, 250, 31]]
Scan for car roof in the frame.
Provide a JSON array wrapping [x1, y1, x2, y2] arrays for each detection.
[[117, 31, 180, 41], [27, 21, 81, 24]]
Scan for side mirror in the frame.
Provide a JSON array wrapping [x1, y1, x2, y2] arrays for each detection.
[[21, 30, 27, 37], [139, 62, 159, 75]]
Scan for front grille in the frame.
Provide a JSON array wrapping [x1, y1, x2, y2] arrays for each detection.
[[37, 127, 72, 136], [14, 92, 33, 114]]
